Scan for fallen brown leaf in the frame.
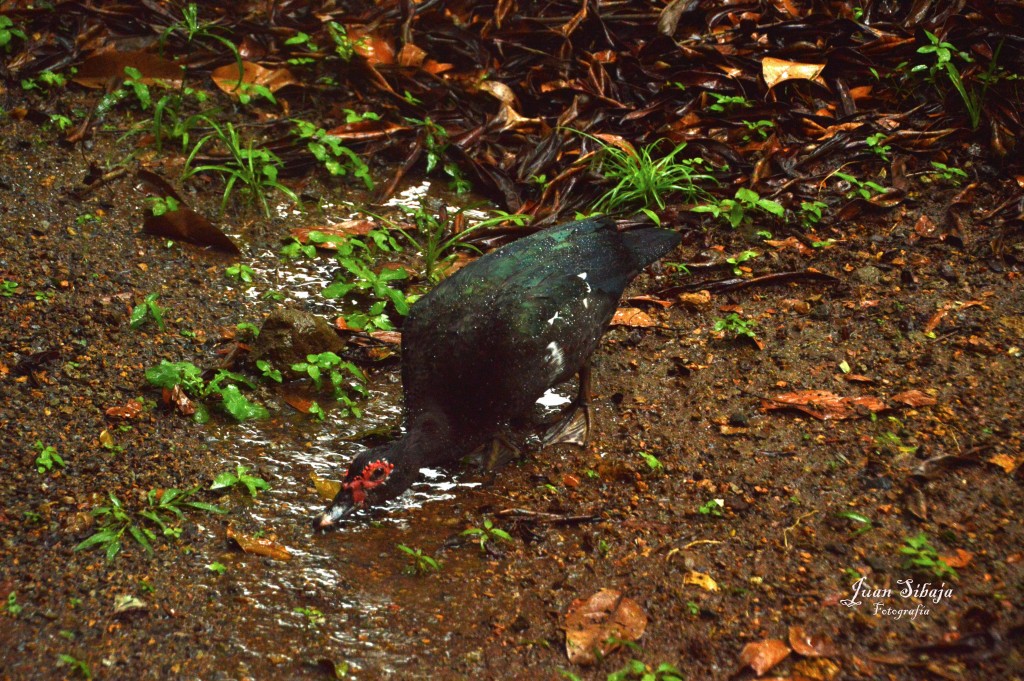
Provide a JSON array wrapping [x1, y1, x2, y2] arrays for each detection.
[[739, 638, 791, 676], [565, 589, 647, 665]]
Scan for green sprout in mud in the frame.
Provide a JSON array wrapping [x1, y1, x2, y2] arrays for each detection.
[[692, 187, 783, 229], [799, 200, 827, 227], [225, 263, 255, 283], [833, 171, 889, 201], [714, 313, 757, 341], [57, 654, 92, 679], [34, 441, 65, 474], [698, 499, 724, 517], [145, 360, 269, 422], [210, 464, 270, 497], [900, 532, 957, 580], [130, 293, 167, 331], [725, 250, 758, 276], [1, 279, 19, 297], [638, 451, 663, 471], [398, 544, 441, 575], [462, 518, 514, 552], [294, 606, 326, 628], [291, 352, 368, 418], [75, 488, 224, 561]]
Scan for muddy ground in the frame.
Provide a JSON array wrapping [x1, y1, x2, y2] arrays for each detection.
[[2, 111, 1023, 681]]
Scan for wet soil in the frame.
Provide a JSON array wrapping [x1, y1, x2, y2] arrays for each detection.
[[2, 115, 1023, 681]]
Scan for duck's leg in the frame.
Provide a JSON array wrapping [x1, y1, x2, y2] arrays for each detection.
[[465, 430, 522, 472], [541, 361, 592, 447]]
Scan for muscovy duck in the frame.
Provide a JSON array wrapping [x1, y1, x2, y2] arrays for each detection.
[[314, 216, 680, 528]]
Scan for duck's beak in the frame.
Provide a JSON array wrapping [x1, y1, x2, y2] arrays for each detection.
[[312, 498, 357, 531]]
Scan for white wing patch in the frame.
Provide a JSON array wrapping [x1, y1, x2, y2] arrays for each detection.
[[577, 272, 591, 292], [547, 311, 562, 326], [545, 341, 565, 372]]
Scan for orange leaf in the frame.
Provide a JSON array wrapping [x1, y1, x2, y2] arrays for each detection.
[[611, 307, 656, 327], [739, 639, 790, 676], [788, 625, 836, 658], [565, 589, 647, 665], [226, 525, 292, 561], [891, 390, 937, 408], [211, 61, 297, 97]]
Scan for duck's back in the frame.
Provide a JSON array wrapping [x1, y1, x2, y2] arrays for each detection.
[[400, 217, 679, 458]]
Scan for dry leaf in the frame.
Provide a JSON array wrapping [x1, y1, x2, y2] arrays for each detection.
[[565, 589, 647, 665], [987, 454, 1018, 474], [227, 525, 292, 561], [611, 307, 656, 327], [891, 390, 937, 407], [788, 626, 836, 658], [940, 548, 973, 569], [762, 390, 886, 420], [739, 639, 790, 676], [683, 571, 719, 592], [762, 57, 826, 89], [677, 290, 712, 308], [105, 399, 143, 419], [211, 61, 297, 97], [792, 657, 842, 680], [74, 50, 182, 88]]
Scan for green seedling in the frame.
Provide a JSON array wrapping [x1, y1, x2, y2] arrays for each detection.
[[698, 499, 724, 517], [865, 132, 891, 160], [714, 313, 757, 341], [725, 250, 759, 275], [256, 359, 282, 383], [461, 518, 514, 552], [34, 441, 65, 474], [638, 451, 663, 471], [928, 161, 968, 185], [211, 464, 270, 497], [294, 606, 326, 628], [913, 30, 1001, 130], [1, 279, 19, 297], [836, 511, 874, 536], [291, 352, 368, 417], [6, 592, 22, 617], [0, 16, 27, 51], [900, 532, 957, 580], [740, 119, 774, 141], [207, 562, 227, 574], [398, 544, 441, 575], [293, 119, 373, 189], [147, 196, 181, 217], [57, 654, 92, 680], [799, 200, 827, 227], [833, 171, 889, 200], [404, 116, 471, 192], [706, 93, 752, 113], [146, 360, 269, 422], [22, 70, 68, 91], [326, 21, 364, 62], [225, 263, 255, 283], [130, 293, 167, 331], [609, 659, 683, 681], [692, 187, 784, 228]]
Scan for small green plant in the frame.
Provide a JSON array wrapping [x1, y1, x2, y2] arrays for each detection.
[[294, 606, 326, 628], [638, 451, 663, 471], [130, 293, 167, 331], [398, 544, 441, 575], [585, 134, 714, 218], [798, 200, 827, 227], [928, 161, 968, 185], [34, 290, 53, 302], [323, 249, 409, 317], [836, 511, 874, 536], [865, 132, 891, 160], [290, 352, 368, 417], [225, 263, 255, 283], [284, 31, 319, 65], [714, 313, 757, 341], [833, 171, 889, 200], [57, 654, 92, 679], [207, 562, 227, 574], [256, 359, 282, 383], [913, 30, 999, 129], [6, 592, 23, 617], [1, 279, 19, 296], [725, 250, 758, 276], [461, 518, 514, 552], [406, 116, 471, 192], [146, 360, 269, 422], [692, 187, 784, 228], [210, 464, 270, 497], [608, 659, 683, 681], [0, 16, 27, 51], [900, 532, 957, 579], [280, 236, 318, 260], [706, 92, 752, 113], [75, 488, 224, 561], [34, 441, 65, 474], [698, 499, 724, 517], [685, 601, 700, 616], [147, 196, 181, 217], [183, 119, 299, 217], [740, 119, 774, 141], [22, 70, 69, 91], [293, 119, 374, 189], [326, 21, 364, 62], [48, 114, 73, 131]]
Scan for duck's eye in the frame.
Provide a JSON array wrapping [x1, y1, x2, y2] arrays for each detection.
[[368, 467, 388, 482]]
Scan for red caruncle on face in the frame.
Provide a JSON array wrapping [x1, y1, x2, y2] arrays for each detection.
[[343, 460, 395, 505]]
